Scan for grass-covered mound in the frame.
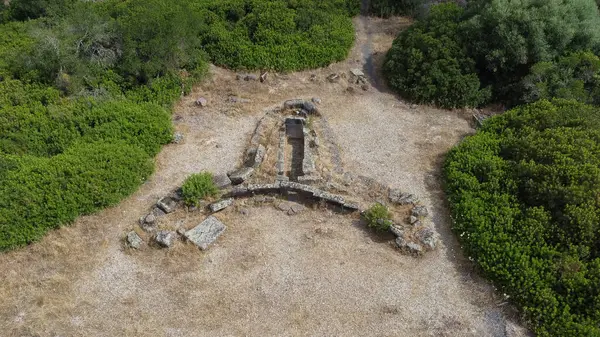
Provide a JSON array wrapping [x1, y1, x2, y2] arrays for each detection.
[[195, 0, 358, 71], [444, 99, 600, 336]]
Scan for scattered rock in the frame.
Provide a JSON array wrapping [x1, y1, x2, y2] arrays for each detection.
[[388, 189, 418, 205], [176, 227, 187, 236], [410, 104, 418, 109], [260, 71, 268, 83], [185, 216, 226, 250], [390, 225, 404, 238], [245, 74, 258, 81], [144, 213, 157, 225], [173, 132, 184, 144], [253, 144, 266, 168], [411, 205, 429, 218], [151, 207, 166, 217], [327, 73, 340, 83], [350, 68, 365, 77], [195, 97, 208, 107], [126, 231, 143, 249], [415, 227, 437, 250], [209, 198, 234, 213], [155, 230, 175, 248], [239, 208, 250, 216], [409, 216, 418, 224], [213, 174, 232, 189], [288, 203, 306, 215], [311, 97, 321, 104], [228, 96, 251, 104], [277, 202, 292, 212], [361, 84, 370, 91], [157, 196, 177, 214], [228, 167, 255, 185]]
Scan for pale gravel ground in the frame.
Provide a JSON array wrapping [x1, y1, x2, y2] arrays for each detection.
[[0, 16, 530, 337]]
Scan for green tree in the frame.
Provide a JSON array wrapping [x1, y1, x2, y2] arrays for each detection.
[[383, 3, 489, 108]]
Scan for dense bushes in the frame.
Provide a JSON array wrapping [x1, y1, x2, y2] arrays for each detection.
[[383, 3, 489, 108], [444, 99, 600, 336], [384, 0, 600, 108]]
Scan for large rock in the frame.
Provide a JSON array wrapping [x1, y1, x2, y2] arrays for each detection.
[[185, 216, 226, 250], [411, 205, 429, 218], [389, 189, 418, 205], [126, 231, 143, 249], [155, 230, 175, 248], [228, 167, 254, 185], [209, 198, 233, 213], [253, 144, 266, 168], [157, 196, 177, 213], [213, 174, 232, 189]]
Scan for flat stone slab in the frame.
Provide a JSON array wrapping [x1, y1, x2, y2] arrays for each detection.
[[350, 68, 365, 77], [157, 196, 177, 213], [228, 167, 254, 185], [213, 174, 232, 189], [209, 198, 233, 213], [185, 216, 226, 250]]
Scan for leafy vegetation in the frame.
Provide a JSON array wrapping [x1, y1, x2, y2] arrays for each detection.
[[444, 99, 600, 336], [368, 0, 426, 17], [383, 3, 489, 108], [181, 172, 219, 207], [363, 203, 393, 231]]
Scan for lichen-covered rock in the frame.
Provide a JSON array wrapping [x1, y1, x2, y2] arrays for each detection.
[[411, 205, 429, 218], [415, 227, 437, 250], [228, 167, 254, 185], [213, 174, 232, 189], [155, 230, 175, 248], [390, 225, 404, 238], [126, 231, 143, 249], [209, 198, 234, 213], [185, 216, 226, 250], [157, 196, 177, 214]]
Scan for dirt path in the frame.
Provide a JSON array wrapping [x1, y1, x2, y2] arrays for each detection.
[[0, 16, 529, 337]]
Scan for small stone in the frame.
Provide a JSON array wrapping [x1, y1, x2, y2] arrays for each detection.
[[209, 198, 234, 213], [350, 68, 365, 77], [173, 132, 184, 144], [126, 231, 143, 249], [157, 196, 177, 214], [409, 216, 418, 224], [228, 96, 251, 104], [239, 208, 250, 216], [260, 72, 268, 83], [288, 203, 306, 215], [311, 97, 322, 104], [213, 174, 232, 189], [411, 205, 429, 218], [361, 84, 369, 91], [155, 230, 175, 248], [185, 216, 226, 250], [327, 73, 340, 83], [244, 74, 258, 81], [195, 97, 208, 107], [144, 214, 157, 225], [390, 225, 404, 238], [228, 167, 254, 185], [277, 202, 292, 212]]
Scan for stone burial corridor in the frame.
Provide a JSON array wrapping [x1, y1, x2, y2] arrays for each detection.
[[125, 99, 438, 257]]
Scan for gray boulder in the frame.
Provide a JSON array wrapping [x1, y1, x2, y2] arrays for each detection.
[[195, 97, 208, 107], [213, 174, 232, 189], [411, 205, 429, 218], [126, 231, 143, 249], [185, 216, 226, 250], [228, 167, 254, 185], [209, 198, 234, 213], [155, 230, 175, 248], [157, 196, 177, 214]]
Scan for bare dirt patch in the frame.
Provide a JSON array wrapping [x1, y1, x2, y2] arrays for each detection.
[[0, 16, 529, 337]]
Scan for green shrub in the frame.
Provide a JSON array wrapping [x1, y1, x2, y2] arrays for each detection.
[[368, 0, 426, 17], [444, 99, 600, 336], [521, 51, 600, 105], [0, 141, 153, 250], [363, 203, 393, 231], [181, 172, 219, 206], [460, 0, 600, 99], [383, 3, 489, 108]]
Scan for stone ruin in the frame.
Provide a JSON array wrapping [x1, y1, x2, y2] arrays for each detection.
[[125, 99, 438, 257]]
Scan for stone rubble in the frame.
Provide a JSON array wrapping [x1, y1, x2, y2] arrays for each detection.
[[126, 231, 143, 249], [157, 196, 177, 214], [155, 230, 175, 248]]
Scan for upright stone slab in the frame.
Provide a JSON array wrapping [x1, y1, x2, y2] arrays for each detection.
[[185, 216, 226, 250]]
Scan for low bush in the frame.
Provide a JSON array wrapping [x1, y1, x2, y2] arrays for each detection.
[[368, 0, 426, 17], [181, 172, 219, 206], [363, 203, 393, 231], [383, 3, 489, 108], [444, 99, 600, 336], [521, 51, 600, 106]]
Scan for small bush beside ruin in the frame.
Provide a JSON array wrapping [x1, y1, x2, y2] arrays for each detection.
[[364, 203, 393, 231], [181, 172, 219, 206]]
